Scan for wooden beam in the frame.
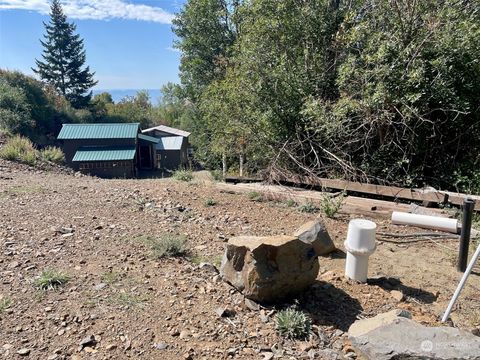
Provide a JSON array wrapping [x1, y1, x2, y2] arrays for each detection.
[[268, 174, 480, 211]]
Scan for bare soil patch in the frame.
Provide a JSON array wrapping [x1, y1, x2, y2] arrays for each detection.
[[1, 160, 479, 359]]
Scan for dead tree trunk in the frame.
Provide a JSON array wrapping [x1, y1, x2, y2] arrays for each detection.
[[239, 153, 244, 177]]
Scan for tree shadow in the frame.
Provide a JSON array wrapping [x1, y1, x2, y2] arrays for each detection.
[[367, 276, 437, 304], [296, 280, 363, 331]]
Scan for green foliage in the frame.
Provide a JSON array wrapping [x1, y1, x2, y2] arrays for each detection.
[[247, 191, 262, 202], [0, 80, 32, 135], [40, 146, 65, 164], [172, 169, 194, 182], [275, 307, 312, 340], [0, 297, 12, 313], [297, 202, 319, 214], [204, 198, 217, 206], [33, 0, 97, 108], [320, 192, 345, 218], [34, 269, 69, 290], [100, 271, 121, 285], [210, 169, 224, 182], [284, 199, 297, 207], [150, 235, 187, 259], [172, 0, 239, 100], [173, 0, 480, 192], [0, 136, 37, 165]]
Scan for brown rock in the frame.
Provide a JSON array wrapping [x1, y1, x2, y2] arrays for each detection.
[[220, 235, 319, 302], [293, 220, 336, 256], [390, 290, 405, 302]]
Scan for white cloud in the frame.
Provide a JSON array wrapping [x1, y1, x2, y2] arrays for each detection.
[[0, 0, 175, 24]]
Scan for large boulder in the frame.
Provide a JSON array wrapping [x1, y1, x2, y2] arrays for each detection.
[[220, 235, 319, 302], [348, 309, 480, 359], [293, 220, 336, 256]]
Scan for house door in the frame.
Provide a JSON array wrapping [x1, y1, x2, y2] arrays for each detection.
[[139, 146, 152, 169]]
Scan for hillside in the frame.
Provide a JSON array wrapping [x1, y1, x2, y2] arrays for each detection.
[[0, 160, 479, 359]]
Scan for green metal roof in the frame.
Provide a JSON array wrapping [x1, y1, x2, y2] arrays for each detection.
[[58, 123, 139, 140], [138, 133, 160, 143], [72, 146, 136, 162]]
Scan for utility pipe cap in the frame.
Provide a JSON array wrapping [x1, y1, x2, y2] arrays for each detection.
[[344, 219, 377, 255]]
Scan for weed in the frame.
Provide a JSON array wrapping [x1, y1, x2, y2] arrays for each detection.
[[284, 199, 297, 207], [210, 170, 223, 182], [101, 271, 121, 285], [34, 269, 69, 290], [204, 198, 217, 207], [0, 297, 12, 313], [110, 292, 149, 308], [297, 202, 319, 213], [190, 254, 222, 268], [151, 235, 187, 258], [137, 234, 187, 259], [276, 307, 312, 339], [40, 146, 65, 164], [0, 135, 37, 165], [172, 170, 193, 182], [320, 192, 345, 218], [248, 191, 262, 202]]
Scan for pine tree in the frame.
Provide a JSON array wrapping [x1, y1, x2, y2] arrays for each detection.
[[33, 0, 97, 108]]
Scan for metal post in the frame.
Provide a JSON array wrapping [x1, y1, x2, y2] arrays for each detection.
[[443, 241, 480, 322], [457, 198, 475, 272]]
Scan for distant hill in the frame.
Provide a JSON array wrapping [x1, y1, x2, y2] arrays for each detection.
[[92, 89, 162, 104]]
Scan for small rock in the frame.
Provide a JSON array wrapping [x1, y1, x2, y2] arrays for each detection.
[[293, 220, 336, 256], [154, 342, 168, 350], [262, 352, 274, 360], [17, 348, 31, 356], [79, 335, 96, 348], [179, 330, 190, 339], [105, 344, 117, 351], [94, 283, 107, 291], [244, 298, 260, 311], [390, 290, 405, 302], [215, 307, 236, 318]]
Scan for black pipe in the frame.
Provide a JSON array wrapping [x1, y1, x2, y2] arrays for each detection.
[[458, 198, 476, 272]]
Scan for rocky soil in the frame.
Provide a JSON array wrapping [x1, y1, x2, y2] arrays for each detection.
[[1, 159, 479, 359]]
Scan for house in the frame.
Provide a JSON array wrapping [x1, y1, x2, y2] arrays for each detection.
[[57, 123, 158, 178], [141, 125, 191, 170]]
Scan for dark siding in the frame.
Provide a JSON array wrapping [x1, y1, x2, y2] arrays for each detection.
[[62, 138, 136, 165], [61, 138, 137, 177], [77, 160, 135, 178]]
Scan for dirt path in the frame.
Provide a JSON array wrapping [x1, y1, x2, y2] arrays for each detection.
[[1, 162, 479, 359]]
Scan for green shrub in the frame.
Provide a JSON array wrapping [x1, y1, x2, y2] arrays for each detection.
[[210, 170, 224, 181], [172, 169, 193, 182], [140, 234, 187, 259], [275, 307, 312, 339], [284, 199, 297, 207], [0, 135, 37, 165], [320, 192, 345, 218], [297, 201, 319, 213], [34, 269, 69, 290], [248, 191, 262, 202], [40, 146, 65, 164], [0, 297, 12, 313], [204, 198, 217, 206]]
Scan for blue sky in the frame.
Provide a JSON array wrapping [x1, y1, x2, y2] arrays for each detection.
[[0, 0, 185, 89]]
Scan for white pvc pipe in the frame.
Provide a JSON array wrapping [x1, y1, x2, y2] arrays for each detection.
[[344, 219, 377, 282], [442, 242, 480, 322], [391, 211, 459, 234]]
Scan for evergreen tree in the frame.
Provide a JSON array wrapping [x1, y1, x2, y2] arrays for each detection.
[[33, 0, 97, 108]]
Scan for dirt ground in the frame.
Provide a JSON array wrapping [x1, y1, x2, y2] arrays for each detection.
[[1, 159, 479, 359]]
